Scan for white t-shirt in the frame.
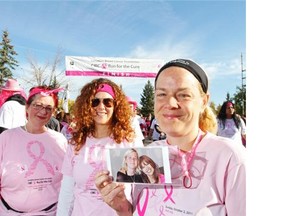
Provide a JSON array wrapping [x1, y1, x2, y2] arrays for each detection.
[[150, 118, 161, 141], [0, 100, 26, 129], [217, 118, 246, 145], [131, 116, 145, 146]]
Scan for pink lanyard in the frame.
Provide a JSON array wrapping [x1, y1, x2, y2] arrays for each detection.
[[176, 131, 203, 188]]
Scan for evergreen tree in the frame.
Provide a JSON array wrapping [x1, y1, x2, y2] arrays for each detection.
[[0, 30, 18, 86], [232, 86, 246, 116], [140, 80, 154, 117]]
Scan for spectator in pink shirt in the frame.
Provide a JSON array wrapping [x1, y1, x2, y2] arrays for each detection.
[[0, 85, 67, 215]]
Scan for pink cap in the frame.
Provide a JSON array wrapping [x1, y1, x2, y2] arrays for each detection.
[[96, 84, 115, 98], [126, 96, 137, 110]]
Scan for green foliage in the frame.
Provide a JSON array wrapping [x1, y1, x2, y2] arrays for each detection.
[[0, 30, 18, 86], [232, 86, 246, 116], [218, 86, 246, 116], [140, 80, 154, 117]]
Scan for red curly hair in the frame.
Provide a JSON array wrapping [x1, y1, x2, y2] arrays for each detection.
[[71, 78, 135, 152]]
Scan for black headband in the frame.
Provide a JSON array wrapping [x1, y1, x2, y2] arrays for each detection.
[[155, 59, 208, 93]]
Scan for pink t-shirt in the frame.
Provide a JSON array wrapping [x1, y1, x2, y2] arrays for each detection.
[[132, 133, 246, 216], [0, 127, 67, 215], [61, 136, 136, 216]]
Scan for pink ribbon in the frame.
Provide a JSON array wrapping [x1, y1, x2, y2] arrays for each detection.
[[25, 141, 55, 178], [159, 205, 166, 216], [85, 145, 105, 190], [137, 187, 149, 216], [163, 185, 175, 204]]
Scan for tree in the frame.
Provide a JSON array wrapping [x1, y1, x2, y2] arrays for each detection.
[[140, 80, 154, 117], [21, 48, 68, 90], [232, 86, 246, 116], [0, 30, 19, 86]]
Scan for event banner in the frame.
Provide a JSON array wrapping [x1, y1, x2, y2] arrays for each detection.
[[65, 56, 164, 78]]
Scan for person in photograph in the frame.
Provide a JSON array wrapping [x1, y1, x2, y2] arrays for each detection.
[[95, 58, 246, 216], [0, 85, 67, 215], [116, 148, 144, 183], [139, 155, 165, 184], [56, 78, 139, 216]]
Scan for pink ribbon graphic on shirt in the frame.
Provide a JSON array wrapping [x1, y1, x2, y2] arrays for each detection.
[[163, 185, 175, 204], [136, 187, 149, 216], [25, 141, 55, 178], [159, 205, 166, 216], [85, 145, 105, 190]]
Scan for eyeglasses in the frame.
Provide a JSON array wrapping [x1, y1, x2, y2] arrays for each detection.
[[31, 103, 54, 113], [91, 98, 114, 108]]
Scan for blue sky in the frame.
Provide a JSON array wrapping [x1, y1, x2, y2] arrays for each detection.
[[0, 0, 245, 106]]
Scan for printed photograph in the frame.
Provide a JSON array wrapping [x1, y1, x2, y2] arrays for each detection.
[[106, 146, 171, 184]]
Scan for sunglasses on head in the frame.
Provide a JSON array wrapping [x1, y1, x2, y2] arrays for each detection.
[[91, 98, 114, 108]]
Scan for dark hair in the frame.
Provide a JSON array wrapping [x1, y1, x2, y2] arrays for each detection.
[[217, 101, 241, 129], [139, 155, 161, 183], [5, 94, 26, 105]]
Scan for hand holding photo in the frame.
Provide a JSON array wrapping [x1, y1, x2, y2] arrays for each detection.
[[106, 146, 171, 184]]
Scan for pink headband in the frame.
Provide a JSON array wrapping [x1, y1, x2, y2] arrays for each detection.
[[226, 102, 233, 107], [28, 87, 64, 101], [96, 84, 115, 98]]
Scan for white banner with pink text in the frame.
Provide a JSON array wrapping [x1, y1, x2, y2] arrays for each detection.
[[65, 56, 164, 78]]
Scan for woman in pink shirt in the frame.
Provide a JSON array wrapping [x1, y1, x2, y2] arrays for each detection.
[[57, 78, 142, 216], [95, 59, 246, 216], [0, 86, 67, 215]]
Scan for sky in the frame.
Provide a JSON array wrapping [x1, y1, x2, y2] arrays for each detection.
[[0, 0, 245, 107]]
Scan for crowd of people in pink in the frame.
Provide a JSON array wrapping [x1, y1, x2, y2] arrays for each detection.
[[0, 58, 246, 216]]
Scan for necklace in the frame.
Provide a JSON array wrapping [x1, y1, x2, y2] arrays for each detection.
[[129, 174, 136, 182]]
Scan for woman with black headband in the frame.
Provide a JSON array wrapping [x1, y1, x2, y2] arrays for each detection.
[[95, 59, 246, 216]]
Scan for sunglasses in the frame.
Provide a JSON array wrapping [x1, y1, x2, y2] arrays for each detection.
[[91, 98, 114, 108]]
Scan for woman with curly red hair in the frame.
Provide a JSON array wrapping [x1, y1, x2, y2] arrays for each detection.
[[57, 78, 143, 216]]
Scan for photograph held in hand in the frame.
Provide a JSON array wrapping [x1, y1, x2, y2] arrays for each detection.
[[106, 146, 171, 184]]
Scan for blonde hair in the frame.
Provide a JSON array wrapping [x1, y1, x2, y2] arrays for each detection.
[[198, 83, 218, 134]]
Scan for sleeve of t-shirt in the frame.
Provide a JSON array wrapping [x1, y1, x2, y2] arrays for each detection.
[[0, 104, 13, 128], [61, 145, 74, 176], [56, 175, 75, 216], [224, 152, 246, 216], [239, 118, 246, 135]]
